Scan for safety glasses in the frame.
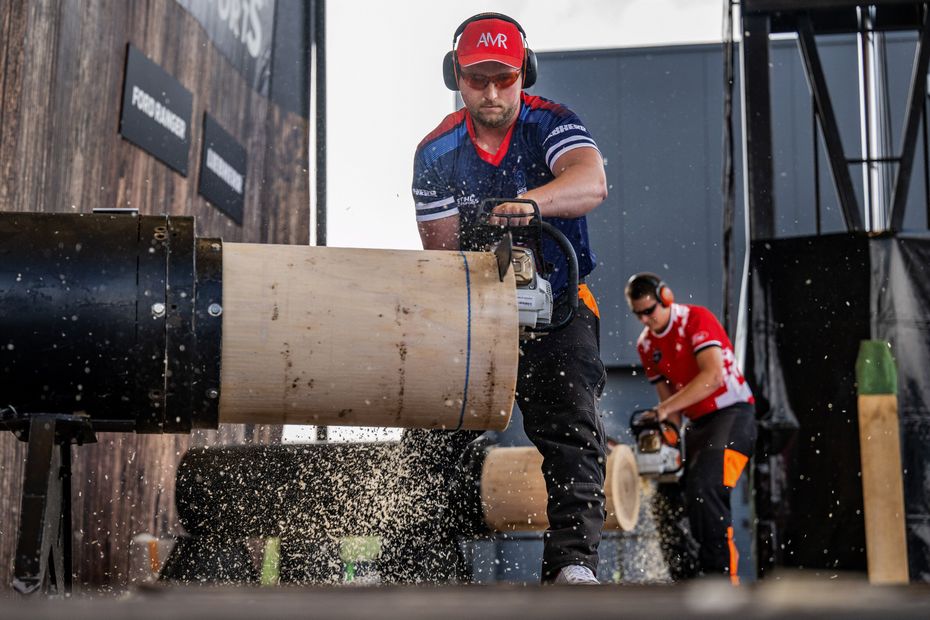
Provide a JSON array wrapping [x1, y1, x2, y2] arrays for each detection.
[[633, 302, 659, 318], [459, 70, 521, 90]]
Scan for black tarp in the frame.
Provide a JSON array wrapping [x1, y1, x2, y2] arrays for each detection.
[[749, 234, 871, 573], [749, 233, 930, 580]]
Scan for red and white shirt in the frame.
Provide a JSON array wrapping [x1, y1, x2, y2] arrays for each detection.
[[636, 303, 754, 420]]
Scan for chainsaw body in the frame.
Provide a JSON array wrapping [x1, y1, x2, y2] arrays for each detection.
[[479, 198, 577, 335], [630, 409, 684, 482], [512, 246, 553, 329]]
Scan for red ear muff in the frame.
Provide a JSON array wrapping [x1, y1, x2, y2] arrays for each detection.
[[656, 282, 675, 307], [626, 273, 674, 308]]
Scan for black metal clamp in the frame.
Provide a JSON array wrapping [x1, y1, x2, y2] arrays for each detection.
[[0, 211, 225, 594], [0, 407, 96, 595]]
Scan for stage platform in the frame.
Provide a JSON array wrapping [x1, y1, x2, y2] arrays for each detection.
[[1, 573, 929, 619]]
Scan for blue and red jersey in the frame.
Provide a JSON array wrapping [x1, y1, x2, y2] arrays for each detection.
[[412, 92, 600, 299]]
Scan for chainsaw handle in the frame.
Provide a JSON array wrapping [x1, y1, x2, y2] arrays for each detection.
[[534, 221, 578, 333], [477, 198, 543, 225], [478, 198, 545, 275], [630, 408, 659, 429], [477, 198, 579, 333], [630, 408, 681, 446]]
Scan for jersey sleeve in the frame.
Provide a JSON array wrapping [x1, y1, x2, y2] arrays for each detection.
[[536, 106, 600, 173], [412, 147, 458, 223], [686, 306, 726, 355]]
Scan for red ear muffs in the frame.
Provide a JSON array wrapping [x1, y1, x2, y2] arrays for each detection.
[[656, 281, 675, 307], [627, 272, 674, 307]]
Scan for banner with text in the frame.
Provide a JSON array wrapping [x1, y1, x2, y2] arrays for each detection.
[[120, 44, 193, 175], [199, 113, 247, 224], [174, 0, 276, 97]]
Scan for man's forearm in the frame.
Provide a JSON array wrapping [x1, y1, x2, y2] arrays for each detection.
[[517, 147, 607, 219], [656, 369, 723, 419], [523, 162, 607, 219], [418, 215, 461, 250]]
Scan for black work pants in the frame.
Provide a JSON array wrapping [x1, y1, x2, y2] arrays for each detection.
[[683, 402, 756, 580], [379, 302, 607, 584], [517, 302, 608, 581]]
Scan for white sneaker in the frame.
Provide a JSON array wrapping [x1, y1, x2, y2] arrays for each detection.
[[554, 565, 600, 585]]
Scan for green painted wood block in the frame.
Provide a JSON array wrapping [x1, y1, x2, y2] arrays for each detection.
[[856, 340, 898, 395]]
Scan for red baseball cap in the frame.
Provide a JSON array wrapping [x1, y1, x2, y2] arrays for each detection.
[[456, 18, 525, 69]]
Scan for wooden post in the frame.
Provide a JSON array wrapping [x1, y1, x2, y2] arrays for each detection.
[[480, 445, 640, 532], [219, 244, 519, 431], [856, 340, 909, 583]]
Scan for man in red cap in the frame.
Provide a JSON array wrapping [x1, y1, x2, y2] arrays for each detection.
[[382, 13, 609, 585]]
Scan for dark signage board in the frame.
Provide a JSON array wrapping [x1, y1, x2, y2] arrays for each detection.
[[174, 0, 276, 97], [119, 44, 193, 175], [198, 114, 247, 224]]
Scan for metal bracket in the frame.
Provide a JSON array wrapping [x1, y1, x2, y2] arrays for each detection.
[[492, 232, 513, 282], [797, 12, 864, 232], [890, 5, 930, 230], [0, 411, 96, 595]]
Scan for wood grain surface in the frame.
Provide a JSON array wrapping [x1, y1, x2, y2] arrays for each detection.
[[219, 244, 518, 431], [0, 0, 308, 589], [481, 445, 640, 532], [858, 394, 909, 583]]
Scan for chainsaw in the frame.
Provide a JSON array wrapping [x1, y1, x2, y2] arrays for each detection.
[[629, 408, 684, 482], [478, 198, 578, 334]]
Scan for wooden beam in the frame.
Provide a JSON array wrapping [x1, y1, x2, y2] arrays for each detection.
[[856, 340, 909, 584]]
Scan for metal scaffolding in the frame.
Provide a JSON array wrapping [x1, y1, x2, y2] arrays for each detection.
[[740, 0, 930, 237]]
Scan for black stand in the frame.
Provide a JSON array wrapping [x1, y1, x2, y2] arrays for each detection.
[[0, 410, 96, 595]]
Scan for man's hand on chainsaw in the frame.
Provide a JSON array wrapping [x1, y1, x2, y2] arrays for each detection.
[[489, 201, 535, 227], [651, 404, 670, 423], [653, 403, 668, 422], [633, 408, 665, 427], [655, 403, 684, 429]]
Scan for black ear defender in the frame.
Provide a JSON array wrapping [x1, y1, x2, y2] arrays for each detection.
[[626, 273, 675, 307], [442, 12, 538, 91]]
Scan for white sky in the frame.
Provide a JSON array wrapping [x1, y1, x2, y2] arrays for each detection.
[[295, 0, 728, 442], [323, 0, 728, 250]]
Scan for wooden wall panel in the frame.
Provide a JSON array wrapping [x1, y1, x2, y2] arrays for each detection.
[[0, 0, 307, 590]]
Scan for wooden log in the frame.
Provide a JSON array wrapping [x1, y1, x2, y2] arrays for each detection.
[[480, 445, 640, 532], [605, 444, 641, 531], [219, 244, 518, 431], [856, 340, 909, 584]]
